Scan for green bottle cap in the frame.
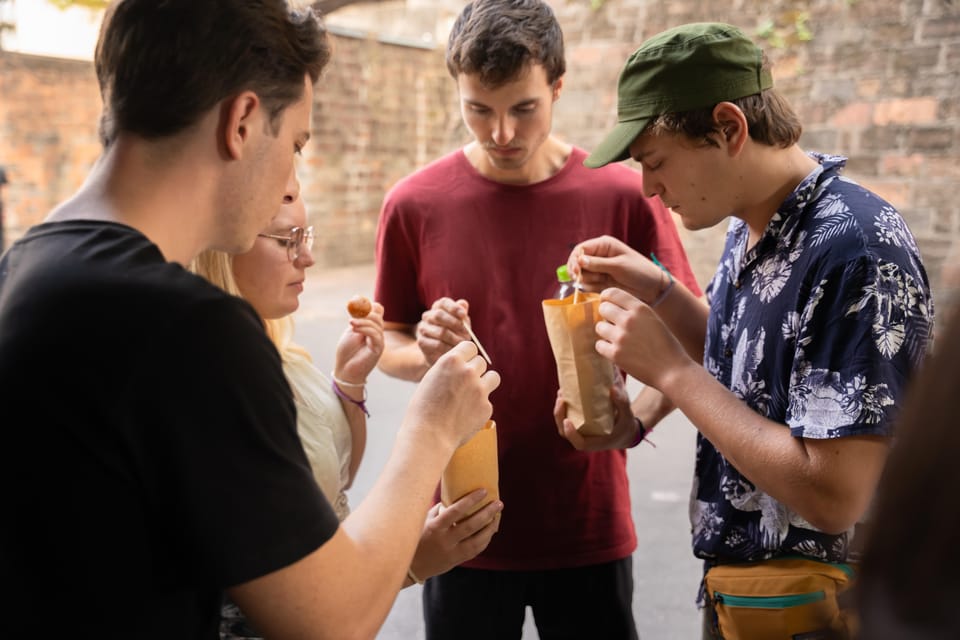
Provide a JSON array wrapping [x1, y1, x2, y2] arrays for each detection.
[[556, 264, 572, 282]]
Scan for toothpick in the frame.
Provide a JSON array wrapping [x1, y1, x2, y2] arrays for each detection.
[[573, 271, 584, 305], [465, 323, 493, 365], [573, 248, 585, 304]]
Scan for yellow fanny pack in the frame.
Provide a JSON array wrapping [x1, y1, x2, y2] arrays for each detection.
[[704, 557, 856, 640]]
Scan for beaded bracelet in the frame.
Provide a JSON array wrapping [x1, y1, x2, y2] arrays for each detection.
[[649, 252, 675, 308], [331, 379, 370, 417], [407, 567, 425, 586], [628, 416, 656, 449]]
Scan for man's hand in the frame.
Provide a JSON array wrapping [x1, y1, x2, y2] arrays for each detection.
[[567, 235, 664, 304], [409, 490, 502, 582], [553, 374, 640, 451], [405, 341, 501, 450], [592, 287, 693, 393], [416, 297, 473, 367]]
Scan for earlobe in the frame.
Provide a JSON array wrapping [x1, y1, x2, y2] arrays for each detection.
[[552, 76, 564, 102]]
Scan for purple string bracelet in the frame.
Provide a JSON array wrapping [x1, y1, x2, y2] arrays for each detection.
[[331, 378, 370, 417]]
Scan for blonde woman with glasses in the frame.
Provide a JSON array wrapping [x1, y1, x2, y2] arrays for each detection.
[[193, 191, 503, 639]]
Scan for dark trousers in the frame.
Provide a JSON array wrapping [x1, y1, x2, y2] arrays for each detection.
[[423, 557, 638, 640]]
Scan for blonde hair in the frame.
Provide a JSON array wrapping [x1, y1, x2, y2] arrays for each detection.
[[189, 250, 312, 362]]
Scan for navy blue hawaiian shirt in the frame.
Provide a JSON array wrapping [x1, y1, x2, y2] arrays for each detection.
[[692, 153, 934, 564]]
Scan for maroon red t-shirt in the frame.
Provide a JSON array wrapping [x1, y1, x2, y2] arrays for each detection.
[[375, 147, 700, 570]]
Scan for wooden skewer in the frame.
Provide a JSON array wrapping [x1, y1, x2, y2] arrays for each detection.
[[464, 323, 493, 365], [573, 249, 585, 304]]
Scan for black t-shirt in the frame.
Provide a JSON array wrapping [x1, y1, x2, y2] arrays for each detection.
[[0, 221, 339, 637]]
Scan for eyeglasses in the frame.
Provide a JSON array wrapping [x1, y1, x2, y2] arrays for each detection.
[[257, 225, 315, 262]]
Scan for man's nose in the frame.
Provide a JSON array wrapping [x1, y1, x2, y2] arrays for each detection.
[[492, 115, 515, 146]]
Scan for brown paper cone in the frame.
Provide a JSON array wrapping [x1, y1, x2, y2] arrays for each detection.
[[542, 293, 616, 435], [441, 420, 499, 516]]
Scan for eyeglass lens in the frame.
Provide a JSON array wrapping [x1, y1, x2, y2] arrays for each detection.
[[287, 227, 314, 261]]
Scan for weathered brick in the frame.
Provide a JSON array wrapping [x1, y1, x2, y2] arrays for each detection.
[[830, 102, 874, 127], [880, 153, 925, 176], [947, 42, 960, 70], [920, 15, 960, 40], [914, 186, 959, 219], [860, 126, 907, 152], [857, 78, 883, 99], [932, 208, 958, 235], [845, 155, 882, 177], [801, 129, 842, 155], [834, 42, 890, 74], [925, 156, 960, 180], [908, 126, 956, 152], [874, 97, 939, 125], [909, 74, 960, 102], [892, 45, 942, 73]]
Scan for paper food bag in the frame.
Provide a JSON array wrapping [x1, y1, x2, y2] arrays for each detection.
[[542, 292, 616, 436], [441, 420, 499, 516]]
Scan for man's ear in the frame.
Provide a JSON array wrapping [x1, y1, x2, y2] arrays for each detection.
[[221, 91, 260, 160], [712, 102, 748, 155], [552, 75, 564, 102]]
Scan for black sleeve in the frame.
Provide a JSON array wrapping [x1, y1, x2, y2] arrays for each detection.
[[127, 295, 339, 588]]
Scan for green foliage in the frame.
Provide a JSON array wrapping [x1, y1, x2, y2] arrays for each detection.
[[754, 10, 813, 49]]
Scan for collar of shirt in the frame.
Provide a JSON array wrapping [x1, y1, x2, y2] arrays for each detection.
[[731, 152, 848, 279]]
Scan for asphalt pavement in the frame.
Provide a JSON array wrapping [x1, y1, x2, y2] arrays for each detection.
[[293, 263, 703, 639]]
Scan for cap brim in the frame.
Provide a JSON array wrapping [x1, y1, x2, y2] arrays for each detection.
[[584, 118, 650, 169]]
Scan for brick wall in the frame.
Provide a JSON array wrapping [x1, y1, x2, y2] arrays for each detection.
[[302, 26, 461, 266], [0, 52, 102, 238], [0, 31, 459, 269], [1, 0, 958, 318]]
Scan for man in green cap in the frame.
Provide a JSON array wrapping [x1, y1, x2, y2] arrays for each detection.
[[565, 22, 934, 638]]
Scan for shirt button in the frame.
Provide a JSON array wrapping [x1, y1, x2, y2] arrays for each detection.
[[724, 348, 733, 358], [734, 280, 741, 289]]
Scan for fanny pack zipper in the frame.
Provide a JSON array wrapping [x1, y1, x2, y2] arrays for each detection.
[[713, 590, 826, 609]]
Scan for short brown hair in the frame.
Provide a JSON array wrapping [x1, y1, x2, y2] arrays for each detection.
[[446, 0, 565, 88], [95, 0, 331, 145]]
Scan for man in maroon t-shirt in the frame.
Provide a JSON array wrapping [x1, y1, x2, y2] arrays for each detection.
[[374, 1, 701, 638]]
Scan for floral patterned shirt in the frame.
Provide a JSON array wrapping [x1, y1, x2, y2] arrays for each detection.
[[692, 153, 934, 564]]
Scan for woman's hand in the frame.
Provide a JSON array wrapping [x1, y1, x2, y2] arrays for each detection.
[[334, 300, 385, 384]]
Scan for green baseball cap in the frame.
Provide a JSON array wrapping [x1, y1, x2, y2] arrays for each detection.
[[585, 22, 773, 169]]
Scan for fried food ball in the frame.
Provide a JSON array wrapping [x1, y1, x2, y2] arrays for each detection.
[[347, 295, 372, 318]]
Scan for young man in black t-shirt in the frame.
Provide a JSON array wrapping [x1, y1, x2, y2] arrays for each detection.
[[0, 2, 500, 637]]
